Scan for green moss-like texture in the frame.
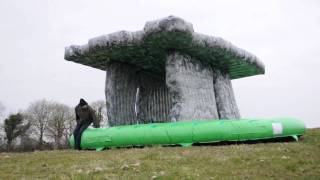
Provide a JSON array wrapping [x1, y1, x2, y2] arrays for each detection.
[[65, 16, 264, 79]]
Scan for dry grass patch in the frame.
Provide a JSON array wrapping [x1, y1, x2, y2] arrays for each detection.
[[0, 128, 319, 179]]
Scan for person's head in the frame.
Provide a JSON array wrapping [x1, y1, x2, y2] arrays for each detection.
[[79, 98, 88, 107]]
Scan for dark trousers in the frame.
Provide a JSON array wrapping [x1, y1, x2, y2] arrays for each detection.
[[73, 121, 91, 150]]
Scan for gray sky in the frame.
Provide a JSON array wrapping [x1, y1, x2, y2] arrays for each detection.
[[0, 0, 319, 127]]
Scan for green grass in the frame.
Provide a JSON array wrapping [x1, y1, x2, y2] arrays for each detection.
[[1, 129, 319, 179]]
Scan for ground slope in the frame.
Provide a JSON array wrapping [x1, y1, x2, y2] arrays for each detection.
[[0, 129, 319, 179]]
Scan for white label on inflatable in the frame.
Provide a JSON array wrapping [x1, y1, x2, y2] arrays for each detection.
[[272, 123, 283, 135]]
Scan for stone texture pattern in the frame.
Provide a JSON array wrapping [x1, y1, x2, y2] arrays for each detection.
[[144, 16, 194, 35], [213, 70, 241, 119], [166, 52, 219, 121], [136, 72, 172, 123], [65, 16, 265, 80], [65, 16, 262, 126], [105, 63, 139, 126]]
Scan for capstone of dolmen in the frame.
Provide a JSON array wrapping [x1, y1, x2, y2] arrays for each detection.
[[65, 16, 265, 126]]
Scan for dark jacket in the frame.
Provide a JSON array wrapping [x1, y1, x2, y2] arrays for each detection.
[[75, 104, 100, 128]]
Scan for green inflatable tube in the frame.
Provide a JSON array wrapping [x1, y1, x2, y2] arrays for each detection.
[[69, 118, 305, 150]]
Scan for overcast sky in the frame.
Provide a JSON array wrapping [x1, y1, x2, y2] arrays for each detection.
[[0, 0, 319, 127]]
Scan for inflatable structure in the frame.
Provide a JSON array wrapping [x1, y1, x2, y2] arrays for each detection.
[[69, 118, 305, 150], [64, 16, 264, 125], [65, 16, 305, 150]]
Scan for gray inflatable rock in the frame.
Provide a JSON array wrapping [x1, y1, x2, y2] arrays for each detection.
[[166, 52, 219, 121], [105, 63, 139, 126], [136, 72, 172, 123], [213, 70, 241, 119], [65, 16, 265, 125]]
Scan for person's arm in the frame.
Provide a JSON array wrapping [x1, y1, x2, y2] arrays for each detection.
[[75, 107, 80, 123], [90, 108, 100, 128]]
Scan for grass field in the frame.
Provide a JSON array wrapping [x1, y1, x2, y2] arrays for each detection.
[[0, 128, 319, 179]]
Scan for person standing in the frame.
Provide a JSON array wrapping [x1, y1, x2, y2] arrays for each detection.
[[73, 98, 100, 150]]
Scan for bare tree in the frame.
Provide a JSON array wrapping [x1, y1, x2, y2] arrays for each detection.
[[0, 101, 5, 122], [62, 108, 75, 147], [0, 102, 6, 151], [4, 113, 30, 151], [25, 99, 52, 149], [23, 100, 104, 150], [47, 103, 72, 149], [90, 100, 107, 127]]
